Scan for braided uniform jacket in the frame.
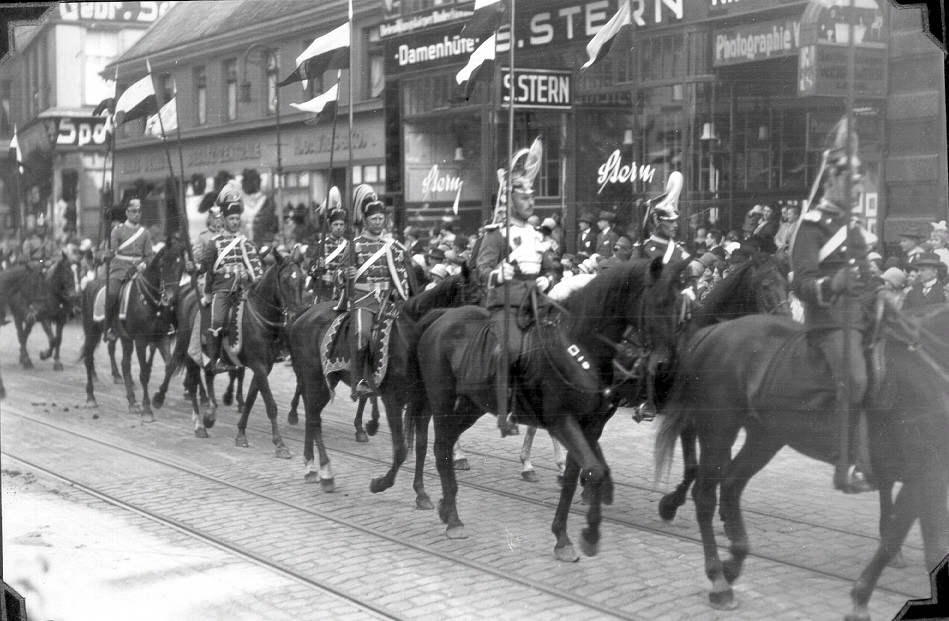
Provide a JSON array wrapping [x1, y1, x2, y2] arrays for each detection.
[[338, 233, 410, 311], [201, 231, 264, 294], [315, 234, 349, 285]]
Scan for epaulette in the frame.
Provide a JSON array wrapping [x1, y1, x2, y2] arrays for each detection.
[[802, 210, 823, 223]]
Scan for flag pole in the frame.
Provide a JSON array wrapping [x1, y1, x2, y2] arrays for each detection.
[[11, 127, 25, 249], [316, 70, 343, 305], [345, 1, 359, 393], [498, 0, 516, 429], [147, 59, 184, 246]]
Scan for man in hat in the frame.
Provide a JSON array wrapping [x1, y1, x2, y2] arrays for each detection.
[[594, 210, 619, 258], [577, 212, 597, 256], [897, 231, 924, 271], [596, 233, 634, 273], [21, 215, 58, 273], [476, 171, 558, 436], [638, 172, 689, 265], [790, 174, 874, 494], [902, 252, 946, 309], [190, 187, 264, 373], [102, 198, 154, 342], [308, 205, 349, 301], [340, 184, 414, 401]]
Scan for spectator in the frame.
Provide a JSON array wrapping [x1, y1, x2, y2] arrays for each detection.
[[705, 228, 724, 255], [692, 225, 708, 254], [898, 231, 924, 270], [539, 217, 561, 257], [425, 264, 449, 290], [749, 204, 779, 254], [903, 252, 946, 309], [879, 266, 908, 309], [928, 223, 949, 270], [577, 212, 597, 256], [742, 205, 764, 239], [594, 211, 618, 257], [774, 204, 800, 253]]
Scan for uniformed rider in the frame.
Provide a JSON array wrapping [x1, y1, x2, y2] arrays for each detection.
[[103, 198, 154, 342], [309, 206, 349, 300], [636, 172, 690, 265], [194, 187, 264, 374], [21, 215, 58, 273], [790, 163, 874, 494], [476, 170, 558, 437], [339, 185, 413, 401]]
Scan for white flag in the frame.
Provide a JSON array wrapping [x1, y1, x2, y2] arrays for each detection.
[[289, 83, 339, 116], [144, 97, 178, 138], [10, 126, 23, 173]]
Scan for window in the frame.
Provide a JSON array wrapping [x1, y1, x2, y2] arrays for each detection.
[[194, 66, 206, 125], [368, 50, 385, 99], [224, 60, 237, 121], [0, 80, 10, 135], [160, 73, 174, 105], [266, 54, 278, 115]]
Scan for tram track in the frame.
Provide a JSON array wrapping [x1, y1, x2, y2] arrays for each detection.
[[2, 403, 665, 620], [1, 369, 924, 603]]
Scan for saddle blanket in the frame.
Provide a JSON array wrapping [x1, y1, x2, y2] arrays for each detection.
[[186, 301, 245, 368], [748, 329, 836, 413], [320, 311, 394, 389], [92, 279, 135, 323]]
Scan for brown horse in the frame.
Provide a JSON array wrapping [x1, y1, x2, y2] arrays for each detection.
[[654, 307, 949, 620]]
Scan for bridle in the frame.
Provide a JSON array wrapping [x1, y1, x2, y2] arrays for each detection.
[[245, 260, 302, 331]]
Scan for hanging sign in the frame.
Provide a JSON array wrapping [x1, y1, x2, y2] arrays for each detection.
[[714, 19, 801, 66], [500, 68, 572, 110]]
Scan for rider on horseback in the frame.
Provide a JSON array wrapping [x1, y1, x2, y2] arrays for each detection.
[[789, 122, 875, 494], [309, 196, 348, 299], [338, 184, 413, 401], [476, 157, 558, 437], [194, 186, 264, 374], [103, 198, 153, 342], [21, 214, 58, 273]]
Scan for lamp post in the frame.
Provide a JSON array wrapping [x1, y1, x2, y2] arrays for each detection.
[[241, 44, 283, 237]]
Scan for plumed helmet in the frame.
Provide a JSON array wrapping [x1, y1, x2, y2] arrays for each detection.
[[353, 184, 384, 222], [216, 184, 244, 218], [318, 186, 343, 222], [328, 207, 347, 224], [646, 171, 683, 223]]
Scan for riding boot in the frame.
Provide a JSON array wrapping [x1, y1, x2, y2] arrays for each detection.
[[103, 302, 117, 342], [632, 374, 658, 423], [833, 403, 872, 493], [207, 331, 231, 375]]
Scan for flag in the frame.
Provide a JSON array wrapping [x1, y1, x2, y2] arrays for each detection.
[[462, 0, 506, 40], [10, 126, 23, 173], [92, 97, 115, 117], [114, 73, 157, 126], [279, 21, 350, 88], [456, 34, 496, 100], [289, 83, 339, 119], [144, 97, 178, 138], [581, 1, 631, 71]]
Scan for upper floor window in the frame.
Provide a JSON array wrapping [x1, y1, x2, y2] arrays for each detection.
[[194, 66, 207, 125], [224, 59, 237, 121], [266, 54, 278, 115], [159, 73, 174, 105]]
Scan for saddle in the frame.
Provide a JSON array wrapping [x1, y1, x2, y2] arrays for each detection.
[[320, 306, 397, 389], [92, 277, 136, 323], [187, 296, 245, 368]]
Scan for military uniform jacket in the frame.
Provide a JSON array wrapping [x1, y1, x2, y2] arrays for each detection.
[[109, 222, 154, 278], [200, 231, 264, 295], [193, 227, 220, 264], [476, 221, 556, 309], [21, 235, 57, 270], [638, 235, 690, 264], [338, 233, 411, 307], [790, 206, 870, 329], [312, 234, 349, 286]]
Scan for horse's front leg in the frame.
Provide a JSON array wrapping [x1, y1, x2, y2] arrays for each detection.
[[519, 425, 539, 482], [256, 369, 291, 459], [108, 339, 123, 384], [551, 452, 582, 562], [187, 364, 209, 438], [877, 482, 907, 568], [366, 396, 380, 436], [38, 318, 56, 362], [136, 340, 156, 422], [453, 440, 469, 471], [51, 318, 65, 371], [300, 379, 334, 491], [407, 398, 434, 510], [235, 371, 259, 449], [15, 314, 33, 369], [204, 368, 218, 424], [82, 335, 99, 409], [434, 398, 475, 539], [368, 390, 406, 494], [121, 338, 140, 414], [287, 383, 301, 425], [354, 395, 369, 443], [693, 438, 735, 611]]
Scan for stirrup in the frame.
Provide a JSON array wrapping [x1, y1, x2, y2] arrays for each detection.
[[632, 400, 657, 423], [351, 380, 375, 401], [498, 413, 519, 437]]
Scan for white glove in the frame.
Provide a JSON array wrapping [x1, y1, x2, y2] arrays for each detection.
[[494, 261, 514, 283], [201, 296, 211, 308], [535, 276, 550, 292]]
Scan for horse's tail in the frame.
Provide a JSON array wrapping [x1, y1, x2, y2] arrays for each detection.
[[654, 379, 695, 480]]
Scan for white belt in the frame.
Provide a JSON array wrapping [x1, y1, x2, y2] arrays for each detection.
[[354, 281, 389, 292], [114, 254, 142, 262]]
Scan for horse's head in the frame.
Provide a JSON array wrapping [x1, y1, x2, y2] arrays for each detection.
[[271, 248, 306, 319], [750, 255, 791, 317], [643, 257, 690, 372], [155, 239, 185, 309]]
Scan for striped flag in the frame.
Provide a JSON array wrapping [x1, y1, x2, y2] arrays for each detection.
[[456, 34, 496, 101], [144, 97, 178, 138], [289, 82, 339, 120], [114, 73, 158, 126], [279, 21, 350, 89], [462, 0, 506, 40], [581, 1, 632, 71], [10, 125, 23, 173]]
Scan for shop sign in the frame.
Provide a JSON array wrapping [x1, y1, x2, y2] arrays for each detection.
[[797, 44, 886, 97], [56, 117, 109, 148], [501, 68, 572, 110], [386, 28, 479, 74], [58, 2, 172, 23], [714, 19, 801, 66], [421, 164, 463, 201], [708, 0, 805, 15], [378, 5, 473, 39], [596, 149, 656, 194]]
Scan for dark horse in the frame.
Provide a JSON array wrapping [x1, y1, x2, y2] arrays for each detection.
[[287, 265, 481, 492], [0, 265, 42, 399], [406, 258, 686, 560], [8, 256, 79, 370], [80, 239, 185, 420], [654, 305, 949, 620], [155, 250, 305, 455]]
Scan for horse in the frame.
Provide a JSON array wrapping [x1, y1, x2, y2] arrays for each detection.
[[286, 383, 381, 442], [653, 304, 949, 620], [6, 259, 78, 370], [155, 250, 305, 453], [287, 265, 481, 493], [405, 258, 687, 560], [0, 265, 38, 398], [79, 239, 185, 420]]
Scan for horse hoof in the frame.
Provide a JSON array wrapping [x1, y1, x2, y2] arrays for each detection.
[[369, 478, 388, 494], [199, 396, 210, 408], [320, 478, 335, 493], [658, 496, 680, 522], [355, 430, 369, 443], [235, 437, 249, 448], [521, 470, 540, 483], [708, 589, 737, 611], [888, 551, 907, 568], [445, 525, 468, 540], [222, 393, 233, 406], [416, 497, 434, 511], [21, 359, 33, 370], [275, 446, 291, 460], [287, 410, 298, 426], [195, 428, 209, 439], [53, 361, 64, 371], [129, 403, 142, 415], [141, 412, 155, 424], [554, 545, 580, 563], [453, 459, 470, 471], [304, 471, 321, 484], [85, 398, 98, 408], [580, 536, 600, 558], [152, 393, 165, 409], [203, 415, 216, 430], [40, 350, 52, 361], [366, 420, 379, 436], [113, 375, 124, 385], [844, 612, 871, 621]]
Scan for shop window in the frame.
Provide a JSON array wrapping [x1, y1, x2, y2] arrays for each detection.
[[194, 66, 207, 125], [404, 114, 483, 205], [224, 60, 237, 121], [498, 111, 562, 199], [160, 73, 174, 106], [403, 74, 485, 116]]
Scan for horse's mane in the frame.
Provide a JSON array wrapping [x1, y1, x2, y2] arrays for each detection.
[[695, 260, 756, 325], [560, 259, 652, 334], [402, 273, 466, 322]]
